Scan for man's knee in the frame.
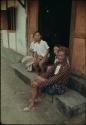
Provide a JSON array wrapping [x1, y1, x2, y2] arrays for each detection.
[[31, 82, 38, 88]]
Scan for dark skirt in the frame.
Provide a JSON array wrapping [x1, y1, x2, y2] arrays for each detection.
[[41, 84, 67, 95]]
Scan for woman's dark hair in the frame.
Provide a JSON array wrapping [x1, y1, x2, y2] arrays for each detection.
[[33, 31, 42, 37]]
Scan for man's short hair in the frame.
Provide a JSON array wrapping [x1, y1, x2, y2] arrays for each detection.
[[58, 48, 66, 55]]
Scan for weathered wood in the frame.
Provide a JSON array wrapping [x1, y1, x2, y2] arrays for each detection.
[[70, 0, 86, 77], [27, 0, 39, 53]]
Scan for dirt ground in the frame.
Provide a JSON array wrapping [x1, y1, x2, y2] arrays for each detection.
[[1, 57, 66, 124]]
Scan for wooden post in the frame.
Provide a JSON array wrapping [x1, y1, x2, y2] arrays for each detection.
[[27, 0, 39, 54]]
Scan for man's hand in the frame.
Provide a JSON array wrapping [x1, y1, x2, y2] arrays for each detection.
[[36, 76, 47, 82]]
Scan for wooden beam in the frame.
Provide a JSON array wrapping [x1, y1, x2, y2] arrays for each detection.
[[17, 0, 26, 8]]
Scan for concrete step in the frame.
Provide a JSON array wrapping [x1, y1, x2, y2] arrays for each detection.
[[64, 113, 86, 125], [11, 63, 37, 84], [1, 47, 23, 64], [68, 75, 86, 97], [11, 63, 86, 121], [55, 89, 86, 118], [12, 63, 86, 96]]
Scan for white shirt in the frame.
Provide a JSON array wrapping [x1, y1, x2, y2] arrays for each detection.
[[67, 57, 70, 65], [30, 41, 36, 52], [34, 40, 49, 57], [54, 65, 61, 75]]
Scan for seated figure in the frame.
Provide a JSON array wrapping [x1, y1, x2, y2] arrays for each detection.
[[32, 31, 50, 74], [21, 33, 37, 71], [47, 44, 70, 73], [24, 49, 70, 112]]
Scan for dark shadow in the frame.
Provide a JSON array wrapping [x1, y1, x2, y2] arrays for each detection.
[[39, 0, 72, 49]]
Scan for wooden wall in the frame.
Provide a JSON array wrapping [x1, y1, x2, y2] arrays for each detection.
[[70, 0, 86, 77]]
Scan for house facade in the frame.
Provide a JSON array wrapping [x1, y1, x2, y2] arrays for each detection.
[[1, 0, 86, 78], [1, 0, 27, 55]]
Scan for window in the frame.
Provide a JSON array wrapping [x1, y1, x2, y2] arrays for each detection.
[[1, 10, 8, 30], [1, 7, 16, 30], [7, 7, 16, 30]]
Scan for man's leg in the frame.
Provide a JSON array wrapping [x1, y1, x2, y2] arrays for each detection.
[[24, 81, 39, 111], [31, 82, 39, 103]]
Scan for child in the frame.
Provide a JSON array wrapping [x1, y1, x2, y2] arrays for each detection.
[[32, 31, 50, 73]]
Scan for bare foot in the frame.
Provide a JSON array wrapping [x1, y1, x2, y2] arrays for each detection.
[[24, 103, 35, 112]]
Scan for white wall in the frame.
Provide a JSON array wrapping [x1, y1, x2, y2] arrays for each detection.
[[16, 1, 27, 55], [1, 0, 8, 48], [9, 32, 16, 50], [1, 30, 8, 48], [1, 0, 27, 56]]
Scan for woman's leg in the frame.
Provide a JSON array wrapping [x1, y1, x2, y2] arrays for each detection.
[[33, 63, 40, 73], [39, 60, 45, 73], [33, 58, 41, 73]]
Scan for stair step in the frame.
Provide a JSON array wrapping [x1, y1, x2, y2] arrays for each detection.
[[1, 47, 23, 63], [64, 113, 86, 125], [11, 63, 86, 120], [68, 75, 86, 97], [11, 63, 37, 84], [55, 89, 86, 118]]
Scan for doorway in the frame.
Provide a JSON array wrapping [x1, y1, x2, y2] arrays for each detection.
[[38, 0, 72, 50]]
